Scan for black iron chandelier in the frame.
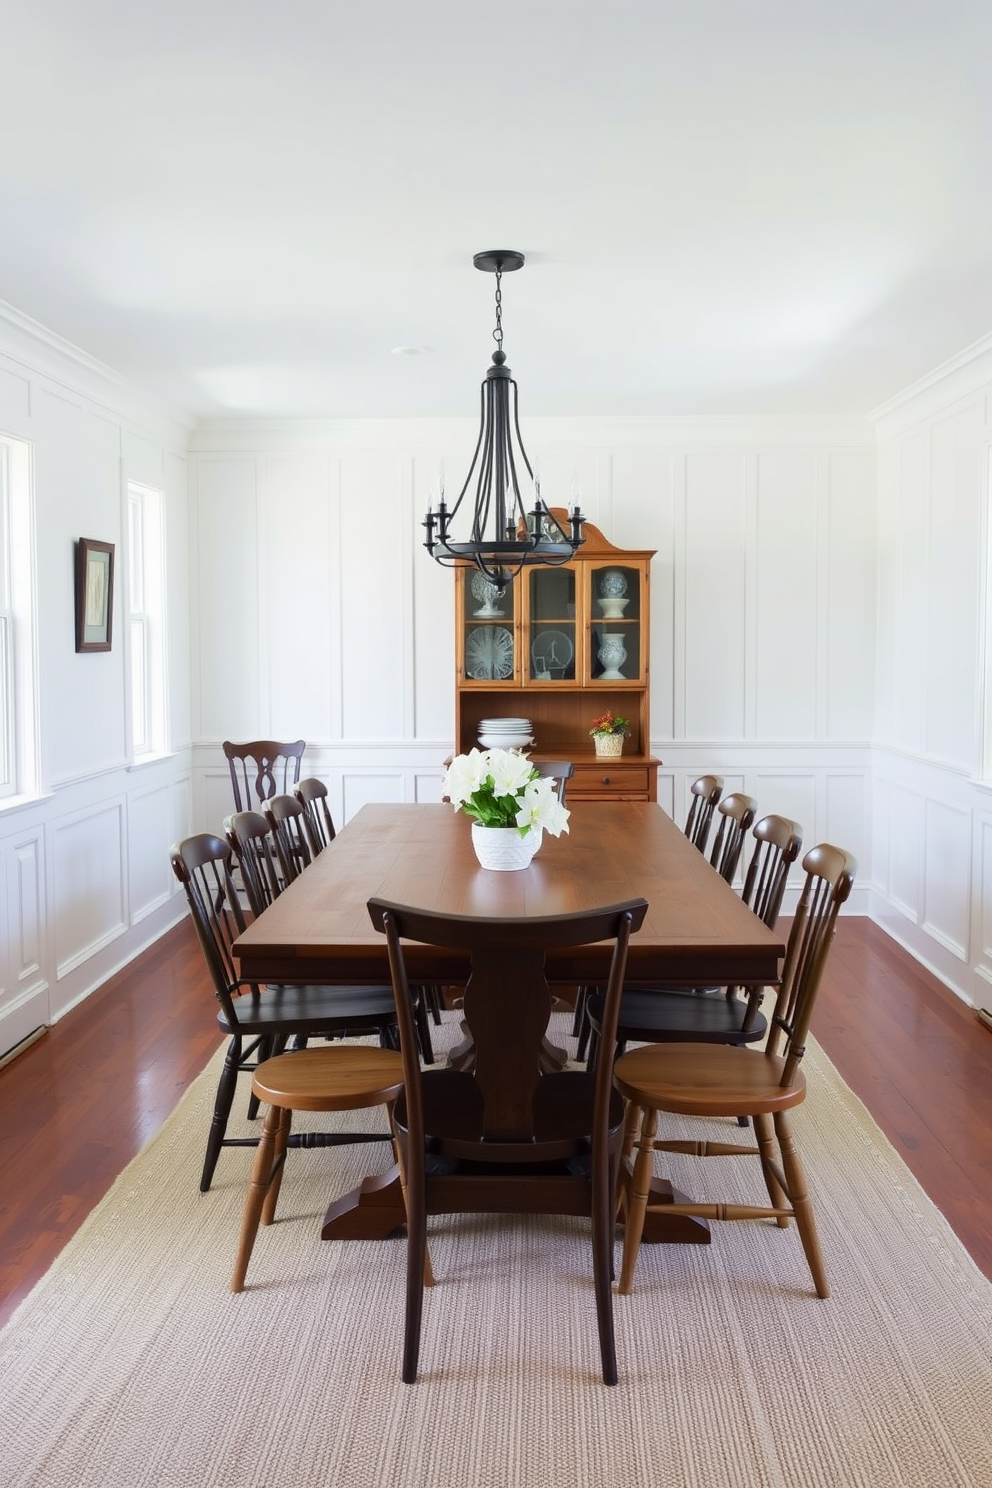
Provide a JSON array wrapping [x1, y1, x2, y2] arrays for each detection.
[[422, 250, 586, 592]]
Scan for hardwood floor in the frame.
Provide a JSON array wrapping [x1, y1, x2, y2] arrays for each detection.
[[1, 914, 991, 1330]]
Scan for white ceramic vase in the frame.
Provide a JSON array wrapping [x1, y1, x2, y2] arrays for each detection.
[[594, 733, 624, 758], [471, 822, 540, 871], [597, 633, 628, 680]]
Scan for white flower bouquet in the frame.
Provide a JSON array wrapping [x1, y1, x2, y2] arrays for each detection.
[[441, 747, 570, 839]]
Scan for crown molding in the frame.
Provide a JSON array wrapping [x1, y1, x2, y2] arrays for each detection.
[[0, 299, 196, 445], [868, 332, 992, 436]]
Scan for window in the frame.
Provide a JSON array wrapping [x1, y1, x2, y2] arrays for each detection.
[[0, 434, 37, 801], [126, 482, 166, 759]]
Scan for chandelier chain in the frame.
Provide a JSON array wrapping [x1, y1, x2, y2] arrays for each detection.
[[492, 268, 503, 353]]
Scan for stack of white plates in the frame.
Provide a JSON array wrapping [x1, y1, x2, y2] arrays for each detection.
[[478, 717, 534, 750]]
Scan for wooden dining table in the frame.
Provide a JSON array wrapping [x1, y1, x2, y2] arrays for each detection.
[[233, 800, 784, 1244]]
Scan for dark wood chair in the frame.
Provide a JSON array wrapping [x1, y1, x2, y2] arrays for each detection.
[[171, 832, 399, 1192], [581, 814, 802, 1064], [709, 792, 758, 884], [225, 807, 435, 1063], [223, 739, 306, 812], [294, 776, 336, 854], [532, 759, 575, 804], [613, 843, 856, 1298], [263, 793, 314, 883], [366, 894, 648, 1386], [230, 1046, 404, 1292], [684, 774, 724, 853]]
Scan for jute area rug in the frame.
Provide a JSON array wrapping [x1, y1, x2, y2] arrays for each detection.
[[3, 1015, 991, 1488]]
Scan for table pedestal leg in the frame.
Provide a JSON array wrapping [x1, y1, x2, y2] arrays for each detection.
[[321, 1164, 406, 1240], [320, 1170, 710, 1243], [638, 1177, 711, 1244]]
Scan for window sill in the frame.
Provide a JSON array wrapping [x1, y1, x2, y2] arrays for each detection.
[[126, 750, 178, 772]]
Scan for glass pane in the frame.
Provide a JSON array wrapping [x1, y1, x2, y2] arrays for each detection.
[[131, 617, 149, 753], [528, 569, 575, 681], [462, 571, 515, 681], [590, 565, 641, 681]]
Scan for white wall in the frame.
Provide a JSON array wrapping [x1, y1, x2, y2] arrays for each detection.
[[188, 414, 876, 910], [0, 309, 193, 1060], [871, 338, 992, 1010]]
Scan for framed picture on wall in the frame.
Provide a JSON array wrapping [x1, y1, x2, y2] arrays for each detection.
[[74, 538, 115, 652]]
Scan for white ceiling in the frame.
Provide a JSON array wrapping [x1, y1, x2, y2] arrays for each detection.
[[2, 1, 991, 421]]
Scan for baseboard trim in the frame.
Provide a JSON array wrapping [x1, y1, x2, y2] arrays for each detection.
[[0, 1024, 47, 1070]]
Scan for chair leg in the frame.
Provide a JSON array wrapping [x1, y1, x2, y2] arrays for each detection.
[[402, 1176, 428, 1383], [615, 1099, 642, 1218], [572, 984, 588, 1037], [260, 1107, 292, 1226], [247, 1036, 274, 1121], [412, 988, 436, 1065], [774, 1110, 829, 1299], [752, 1111, 789, 1227], [230, 1101, 283, 1292], [392, 1122, 434, 1288], [617, 1104, 657, 1295], [591, 1144, 619, 1384], [201, 1037, 242, 1192]]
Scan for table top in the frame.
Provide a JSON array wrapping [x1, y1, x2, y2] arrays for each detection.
[[233, 802, 784, 987]]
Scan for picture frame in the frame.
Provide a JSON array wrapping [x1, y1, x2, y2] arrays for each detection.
[[74, 538, 115, 652]]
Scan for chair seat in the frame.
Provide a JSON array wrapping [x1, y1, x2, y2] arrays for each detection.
[[394, 1069, 626, 1164], [589, 985, 768, 1045], [251, 1046, 404, 1113], [218, 983, 398, 1036], [613, 1042, 807, 1118]]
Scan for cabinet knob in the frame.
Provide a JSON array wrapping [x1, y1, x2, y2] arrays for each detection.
[[601, 776, 611, 785]]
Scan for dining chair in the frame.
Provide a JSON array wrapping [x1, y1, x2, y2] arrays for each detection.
[[532, 759, 575, 804], [171, 832, 399, 1192], [223, 739, 306, 812], [581, 814, 803, 1066], [683, 774, 724, 853], [366, 894, 648, 1386], [613, 842, 856, 1299], [708, 792, 758, 884], [263, 792, 314, 883], [230, 1045, 404, 1292], [226, 806, 437, 1061], [294, 775, 336, 854]]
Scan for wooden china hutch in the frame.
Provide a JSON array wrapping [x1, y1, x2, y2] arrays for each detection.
[[454, 515, 660, 801]]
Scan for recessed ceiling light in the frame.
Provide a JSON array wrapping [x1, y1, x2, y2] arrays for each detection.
[[391, 345, 431, 357]]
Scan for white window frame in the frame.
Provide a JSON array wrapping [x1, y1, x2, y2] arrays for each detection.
[[0, 433, 38, 803], [125, 481, 167, 761]]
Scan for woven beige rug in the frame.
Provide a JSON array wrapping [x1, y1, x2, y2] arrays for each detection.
[[3, 1015, 991, 1488]]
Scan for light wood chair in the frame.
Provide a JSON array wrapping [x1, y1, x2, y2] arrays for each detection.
[[230, 1046, 404, 1291], [294, 776, 337, 854], [684, 774, 724, 853], [367, 894, 648, 1386], [613, 842, 856, 1299]]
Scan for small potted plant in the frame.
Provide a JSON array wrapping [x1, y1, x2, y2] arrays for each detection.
[[589, 711, 630, 759], [441, 747, 570, 871]]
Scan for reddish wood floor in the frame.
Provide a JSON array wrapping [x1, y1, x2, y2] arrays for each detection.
[[1, 914, 991, 1329]]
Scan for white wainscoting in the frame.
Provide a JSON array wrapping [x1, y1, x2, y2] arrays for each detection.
[[0, 755, 193, 1056]]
